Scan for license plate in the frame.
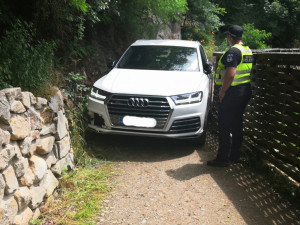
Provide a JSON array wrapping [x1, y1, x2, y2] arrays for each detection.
[[121, 116, 157, 128]]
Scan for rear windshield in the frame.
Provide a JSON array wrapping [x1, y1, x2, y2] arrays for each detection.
[[117, 45, 200, 71]]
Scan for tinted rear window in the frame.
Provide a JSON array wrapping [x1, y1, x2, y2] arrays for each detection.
[[117, 45, 200, 71]]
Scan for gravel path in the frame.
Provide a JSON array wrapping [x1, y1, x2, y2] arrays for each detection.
[[86, 131, 300, 225]]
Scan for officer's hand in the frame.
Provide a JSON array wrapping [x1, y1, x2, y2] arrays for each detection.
[[219, 90, 225, 102]]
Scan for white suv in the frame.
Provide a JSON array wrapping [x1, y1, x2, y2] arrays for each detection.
[[87, 39, 213, 144]]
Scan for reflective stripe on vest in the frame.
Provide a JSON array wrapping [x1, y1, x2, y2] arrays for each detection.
[[215, 44, 253, 86], [216, 69, 252, 75]]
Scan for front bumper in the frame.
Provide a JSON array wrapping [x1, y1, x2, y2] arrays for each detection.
[[87, 94, 207, 138]]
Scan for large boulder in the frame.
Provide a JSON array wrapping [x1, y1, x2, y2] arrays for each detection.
[[30, 155, 47, 182], [36, 136, 55, 155], [25, 108, 43, 130], [0, 92, 11, 125], [2, 88, 22, 103], [14, 187, 32, 211], [21, 92, 32, 109], [13, 157, 29, 178], [45, 151, 58, 168], [57, 135, 71, 159], [56, 111, 68, 140], [0, 195, 18, 225], [0, 175, 5, 201], [29, 186, 46, 209], [49, 88, 64, 113], [0, 144, 16, 170], [2, 166, 19, 194], [10, 116, 31, 141], [40, 124, 56, 136], [156, 20, 181, 40], [2, 130, 10, 146], [35, 97, 48, 110], [10, 100, 26, 114], [19, 137, 33, 156], [41, 170, 59, 197], [14, 207, 33, 225]]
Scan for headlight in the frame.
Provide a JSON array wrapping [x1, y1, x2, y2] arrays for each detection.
[[171, 91, 203, 105], [90, 87, 109, 101]]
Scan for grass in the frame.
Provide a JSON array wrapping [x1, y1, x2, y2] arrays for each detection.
[[31, 161, 114, 225], [28, 75, 114, 224]]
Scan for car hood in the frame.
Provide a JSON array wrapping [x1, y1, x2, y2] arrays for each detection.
[[93, 69, 208, 96]]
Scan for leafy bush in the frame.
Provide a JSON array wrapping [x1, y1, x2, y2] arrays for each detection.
[[242, 23, 271, 49], [216, 23, 272, 51], [182, 27, 216, 59], [215, 38, 229, 52], [183, 0, 225, 32], [63, 72, 91, 166], [181, 0, 225, 59], [0, 21, 55, 93], [113, 0, 188, 38]]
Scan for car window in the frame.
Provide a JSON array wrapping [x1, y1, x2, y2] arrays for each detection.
[[118, 46, 200, 72]]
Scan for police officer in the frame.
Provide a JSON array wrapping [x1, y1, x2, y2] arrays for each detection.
[[207, 25, 253, 167]]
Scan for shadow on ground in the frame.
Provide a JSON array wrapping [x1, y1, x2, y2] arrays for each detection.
[[85, 130, 196, 162], [85, 128, 300, 225], [167, 129, 300, 225]]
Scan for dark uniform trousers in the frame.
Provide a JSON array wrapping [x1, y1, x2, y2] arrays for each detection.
[[217, 83, 252, 162]]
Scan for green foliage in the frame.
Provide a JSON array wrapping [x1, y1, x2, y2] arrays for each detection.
[[114, 0, 188, 38], [181, 0, 224, 59], [28, 219, 42, 225], [213, 0, 300, 47], [182, 27, 216, 59], [216, 38, 229, 52], [243, 23, 271, 49], [215, 24, 271, 51], [85, 0, 112, 24], [183, 0, 225, 31], [263, 0, 300, 47], [63, 72, 91, 166], [149, 0, 188, 22], [0, 21, 55, 93], [32, 0, 89, 52], [69, 0, 91, 12], [61, 40, 97, 71]]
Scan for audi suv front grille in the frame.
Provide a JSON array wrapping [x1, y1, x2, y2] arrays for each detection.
[[107, 95, 171, 129], [169, 117, 201, 134]]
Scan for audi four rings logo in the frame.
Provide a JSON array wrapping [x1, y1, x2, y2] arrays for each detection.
[[128, 97, 149, 107]]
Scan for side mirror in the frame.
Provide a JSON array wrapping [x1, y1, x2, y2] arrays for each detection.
[[107, 60, 117, 69], [204, 63, 212, 74]]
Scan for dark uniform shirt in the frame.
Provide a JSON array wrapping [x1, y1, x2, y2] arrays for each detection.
[[221, 47, 242, 68]]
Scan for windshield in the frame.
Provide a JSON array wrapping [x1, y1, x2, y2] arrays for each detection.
[[117, 45, 200, 71]]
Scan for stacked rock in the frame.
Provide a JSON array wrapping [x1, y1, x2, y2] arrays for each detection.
[[0, 87, 74, 225]]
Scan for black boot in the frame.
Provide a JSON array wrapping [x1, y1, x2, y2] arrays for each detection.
[[207, 159, 230, 167]]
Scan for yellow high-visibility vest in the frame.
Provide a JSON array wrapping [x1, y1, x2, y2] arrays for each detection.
[[215, 44, 253, 86]]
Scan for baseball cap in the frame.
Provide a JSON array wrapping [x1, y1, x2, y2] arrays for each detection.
[[225, 25, 243, 39]]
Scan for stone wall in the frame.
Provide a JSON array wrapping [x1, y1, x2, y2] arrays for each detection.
[[0, 87, 74, 225]]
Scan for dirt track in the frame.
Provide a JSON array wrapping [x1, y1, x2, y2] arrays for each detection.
[[86, 130, 300, 225]]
